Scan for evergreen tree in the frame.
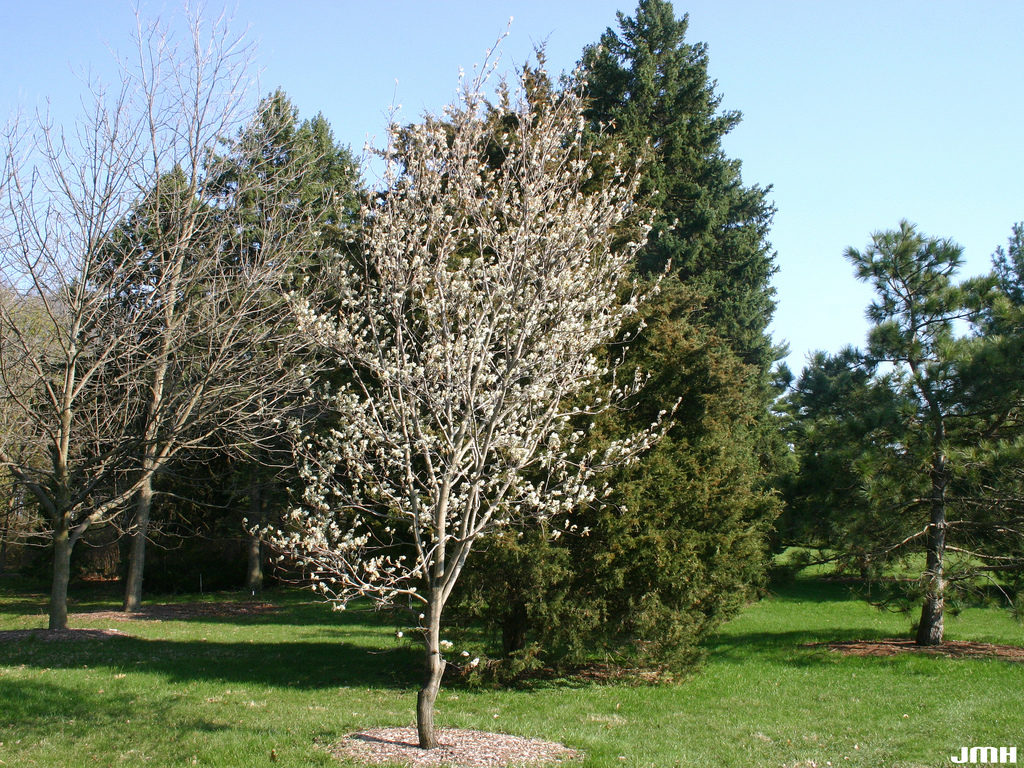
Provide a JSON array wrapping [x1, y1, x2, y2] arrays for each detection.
[[784, 222, 1024, 644], [455, 1, 781, 673], [778, 348, 905, 572], [119, 90, 361, 606], [583, 0, 777, 372]]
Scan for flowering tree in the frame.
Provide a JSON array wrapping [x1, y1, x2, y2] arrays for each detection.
[[273, 62, 664, 749]]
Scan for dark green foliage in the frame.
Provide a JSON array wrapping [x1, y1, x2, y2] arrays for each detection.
[[782, 222, 1024, 638], [992, 222, 1024, 306], [210, 89, 361, 270], [115, 91, 362, 597], [777, 349, 906, 573], [459, 280, 778, 672], [205, 92, 362, 592], [578, 279, 776, 662], [580, 0, 784, 631], [582, 0, 777, 373], [454, 0, 780, 673]]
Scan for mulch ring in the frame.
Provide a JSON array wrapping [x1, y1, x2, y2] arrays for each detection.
[[331, 727, 582, 767], [0, 628, 128, 642], [71, 601, 279, 622], [810, 638, 1024, 662]]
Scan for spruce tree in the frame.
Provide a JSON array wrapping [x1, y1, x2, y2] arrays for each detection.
[[119, 90, 361, 603], [583, 0, 777, 372], [455, 1, 781, 673]]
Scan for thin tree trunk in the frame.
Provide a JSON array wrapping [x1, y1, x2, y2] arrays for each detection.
[[916, 451, 947, 646], [0, 491, 14, 574], [49, 518, 72, 631], [244, 481, 263, 592], [125, 259, 176, 611], [123, 476, 154, 612], [417, 598, 446, 749]]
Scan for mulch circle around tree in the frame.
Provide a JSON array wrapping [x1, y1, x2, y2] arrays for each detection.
[[330, 727, 582, 767], [811, 638, 1024, 662]]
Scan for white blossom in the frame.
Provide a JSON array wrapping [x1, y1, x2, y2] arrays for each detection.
[[264, 54, 671, 747]]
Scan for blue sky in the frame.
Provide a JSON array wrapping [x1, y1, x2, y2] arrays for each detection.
[[3, 1, 1022, 374]]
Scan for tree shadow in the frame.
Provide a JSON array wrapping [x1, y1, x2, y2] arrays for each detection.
[[0, 588, 406, 629], [0, 677, 238, 743], [0, 635, 424, 690], [0, 597, 51, 617], [706, 627, 897, 668], [765, 578, 866, 604]]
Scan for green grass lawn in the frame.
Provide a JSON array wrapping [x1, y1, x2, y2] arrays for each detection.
[[0, 574, 1020, 767]]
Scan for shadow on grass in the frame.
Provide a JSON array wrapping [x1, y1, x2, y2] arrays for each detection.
[[766, 578, 866, 604], [701, 578, 912, 668], [0, 598, 51, 617], [707, 627, 897, 667], [0, 678, 140, 737], [0, 588, 402, 629], [0, 635, 424, 690], [0, 677, 242, 750]]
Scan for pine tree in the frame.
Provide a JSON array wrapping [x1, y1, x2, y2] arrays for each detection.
[[784, 222, 1024, 644], [119, 90, 361, 606]]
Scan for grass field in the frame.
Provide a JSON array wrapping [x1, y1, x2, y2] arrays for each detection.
[[0, 573, 1021, 767]]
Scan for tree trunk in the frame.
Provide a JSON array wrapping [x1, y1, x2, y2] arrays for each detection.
[[417, 648, 446, 749], [417, 598, 446, 749], [245, 480, 264, 592], [245, 534, 263, 592], [49, 519, 72, 631], [916, 451, 947, 646], [123, 477, 154, 612], [0, 492, 13, 574], [502, 600, 528, 656]]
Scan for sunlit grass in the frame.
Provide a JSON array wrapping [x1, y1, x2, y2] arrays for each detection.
[[0, 573, 1020, 767]]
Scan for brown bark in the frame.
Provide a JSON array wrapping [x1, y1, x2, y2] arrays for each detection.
[[245, 534, 263, 592], [123, 477, 154, 612], [417, 594, 446, 749], [916, 449, 947, 646], [0, 492, 14, 573], [245, 482, 264, 592], [49, 519, 72, 631], [916, 589, 944, 646], [416, 648, 446, 749]]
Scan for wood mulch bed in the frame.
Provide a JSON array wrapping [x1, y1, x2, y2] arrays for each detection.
[[331, 727, 582, 767], [811, 638, 1024, 662], [0, 628, 128, 642], [70, 600, 278, 622]]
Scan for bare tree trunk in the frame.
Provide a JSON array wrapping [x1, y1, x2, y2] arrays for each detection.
[[49, 519, 72, 631], [0, 491, 13, 574], [244, 480, 263, 592], [417, 597, 446, 749], [123, 476, 154, 612], [916, 452, 947, 646]]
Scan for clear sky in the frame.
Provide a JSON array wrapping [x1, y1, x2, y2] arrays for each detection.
[[3, 1, 1022, 374]]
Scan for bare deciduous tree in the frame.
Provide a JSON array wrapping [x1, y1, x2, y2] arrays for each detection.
[[270, 62, 666, 749], [0, 11, 323, 628]]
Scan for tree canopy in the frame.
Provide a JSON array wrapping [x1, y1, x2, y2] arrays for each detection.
[[782, 221, 1024, 643]]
